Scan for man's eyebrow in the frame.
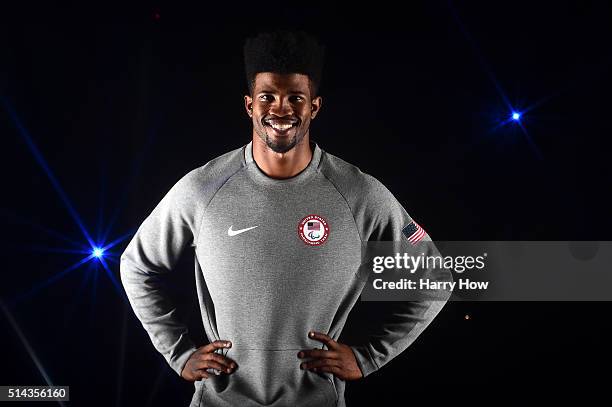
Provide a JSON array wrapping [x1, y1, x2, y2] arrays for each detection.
[[257, 89, 307, 95]]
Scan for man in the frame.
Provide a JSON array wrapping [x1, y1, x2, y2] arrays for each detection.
[[120, 30, 452, 407]]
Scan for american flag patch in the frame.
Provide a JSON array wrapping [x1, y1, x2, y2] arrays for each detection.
[[402, 221, 426, 245], [307, 221, 320, 231]]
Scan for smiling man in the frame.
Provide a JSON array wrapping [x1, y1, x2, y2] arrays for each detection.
[[248, 71, 318, 175], [120, 30, 451, 407]]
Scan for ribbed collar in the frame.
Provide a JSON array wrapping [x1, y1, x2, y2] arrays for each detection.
[[243, 139, 322, 186]]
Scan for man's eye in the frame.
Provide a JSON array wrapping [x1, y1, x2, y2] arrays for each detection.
[[259, 95, 273, 102], [291, 96, 304, 102]]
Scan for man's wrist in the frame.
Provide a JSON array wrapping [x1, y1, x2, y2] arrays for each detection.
[[349, 345, 378, 378]]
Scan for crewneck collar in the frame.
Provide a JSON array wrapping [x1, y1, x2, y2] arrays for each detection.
[[243, 139, 322, 186]]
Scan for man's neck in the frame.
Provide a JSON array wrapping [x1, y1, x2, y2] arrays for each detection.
[[251, 134, 313, 180]]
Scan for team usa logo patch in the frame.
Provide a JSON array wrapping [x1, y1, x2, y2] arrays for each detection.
[[402, 221, 426, 245], [298, 214, 330, 246]]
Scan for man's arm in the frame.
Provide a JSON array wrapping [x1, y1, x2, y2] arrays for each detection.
[[349, 177, 453, 378], [120, 172, 200, 376]]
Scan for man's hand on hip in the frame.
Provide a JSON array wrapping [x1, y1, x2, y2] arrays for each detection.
[[298, 331, 364, 381], [181, 340, 237, 381]]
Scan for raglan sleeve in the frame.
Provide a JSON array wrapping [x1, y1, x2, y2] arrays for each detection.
[[119, 171, 201, 377], [349, 176, 453, 378]]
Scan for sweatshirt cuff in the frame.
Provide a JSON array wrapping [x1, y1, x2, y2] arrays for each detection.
[[350, 345, 379, 378], [169, 337, 198, 377]]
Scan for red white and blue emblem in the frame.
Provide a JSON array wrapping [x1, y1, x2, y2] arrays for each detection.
[[402, 221, 426, 245], [298, 214, 330, 246]]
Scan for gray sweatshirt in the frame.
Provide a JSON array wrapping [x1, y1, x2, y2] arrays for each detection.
[[120, 140, 451, 407]]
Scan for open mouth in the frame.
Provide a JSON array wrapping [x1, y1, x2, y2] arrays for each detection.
[[263, 119, 299, 133]]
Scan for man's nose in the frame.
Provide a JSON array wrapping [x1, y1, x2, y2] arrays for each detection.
[[269, 98, 293, 117]]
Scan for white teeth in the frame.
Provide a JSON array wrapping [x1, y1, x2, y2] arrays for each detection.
[[268, 123, 294, 131]]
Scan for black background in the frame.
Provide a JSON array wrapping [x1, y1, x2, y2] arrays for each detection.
[[1, 1, 611, 405]]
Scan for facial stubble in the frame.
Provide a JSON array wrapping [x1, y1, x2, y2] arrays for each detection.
[[255, 119, 308, 154]]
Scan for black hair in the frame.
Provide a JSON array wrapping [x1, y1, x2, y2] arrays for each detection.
[[243, 30, 325, 97]]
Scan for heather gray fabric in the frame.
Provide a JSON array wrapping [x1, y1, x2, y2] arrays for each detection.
[[120, 140, 451, 407]]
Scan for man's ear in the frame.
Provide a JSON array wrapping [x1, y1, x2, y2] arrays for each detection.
[[310, 96, 323, 120], [244, 95, 253, 117]]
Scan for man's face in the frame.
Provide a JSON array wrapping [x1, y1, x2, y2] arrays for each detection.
[[245, 72, 322, 154]]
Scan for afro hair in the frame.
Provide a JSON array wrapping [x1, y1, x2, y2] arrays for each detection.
[[243, 30, 325, 97]]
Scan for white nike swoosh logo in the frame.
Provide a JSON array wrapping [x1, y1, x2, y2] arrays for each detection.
[[227, 225, 259, 236]]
